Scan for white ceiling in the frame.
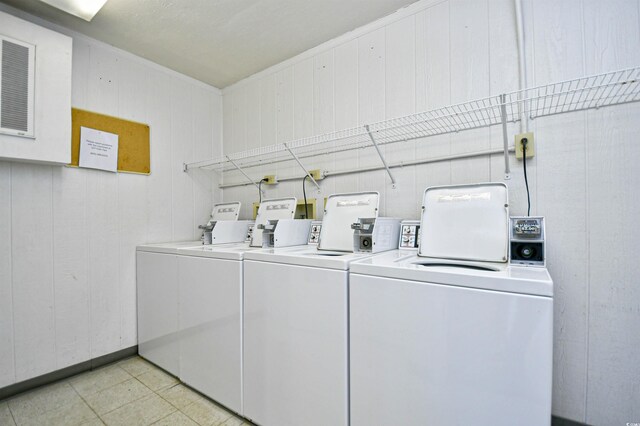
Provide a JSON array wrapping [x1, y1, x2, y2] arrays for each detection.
[[1, 0, 419, 88]]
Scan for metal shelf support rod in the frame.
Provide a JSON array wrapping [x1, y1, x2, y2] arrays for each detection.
[[227, 155, 263, 194], [499, 94, 511, 180], [282, 143, 321, 190], [365, 124, 397, 187]]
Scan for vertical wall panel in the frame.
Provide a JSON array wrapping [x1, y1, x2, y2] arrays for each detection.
[[0, 161, 14, 387], [117, 56, 149, 348], [414, 2, 452, 211], [313, 50, 336, 201], [333, 39, 360, 194], [488, 0, 532, 216], [192, 86, 216, 232], [171, 78, 196, 241], [274, 68, 294, 200], [11, 164, 56, 380], [385, 16, 416, 217], [86, 46, 121, 358], [449, 0, 491, 184], [583, 0, 640, 424], [294, 58, 314, 139], [87, 169, 120, 358], [245, 80, 262, 151], [146, 71, 174, 243], [52, 165, 90, 368], [357, 28, 386, 209], [532, 0, 588, 421]]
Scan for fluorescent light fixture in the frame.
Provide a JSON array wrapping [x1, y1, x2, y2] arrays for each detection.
[[38, 0, 109, 22]]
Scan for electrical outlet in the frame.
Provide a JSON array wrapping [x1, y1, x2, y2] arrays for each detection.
[[309, 169, 324, 181], [263, 175, 278, 185], [515, 132, 535, 159]]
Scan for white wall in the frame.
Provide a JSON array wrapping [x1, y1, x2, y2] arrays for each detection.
[[220, 0, 640, 424], [0, 5, 223, 389]]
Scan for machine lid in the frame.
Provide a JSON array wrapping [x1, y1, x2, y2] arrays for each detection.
[[243, 246, 375, 270], [350, 252, 553, 297], [136, 241, 202, 254], [211, 202, 241, 221], [418, 183, 509, 263], [250, 198, 297, 247], [177, 242, 261, 260], [318, 192, 380, 252]]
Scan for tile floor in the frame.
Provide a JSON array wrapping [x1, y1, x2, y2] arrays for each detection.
[[0, 356, 251, 426]]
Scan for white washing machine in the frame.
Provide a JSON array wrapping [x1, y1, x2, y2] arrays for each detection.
[[242, 192, 399, 426], [349, 183, 554, 426], [137, 240, 203, 376], [136, 202, 247, 377], [174, 198, 304, 415]]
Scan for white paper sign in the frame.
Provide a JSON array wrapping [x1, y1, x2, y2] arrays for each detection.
[[79, 126, 119, 172]]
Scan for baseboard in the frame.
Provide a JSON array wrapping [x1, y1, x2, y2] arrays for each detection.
[[0, 345, 138, 401], [552, 415, 590, 426]]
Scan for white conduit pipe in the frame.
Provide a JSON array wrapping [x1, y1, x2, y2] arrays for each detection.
[[218, 147, 515, 189], [515, 0, 528, 133]]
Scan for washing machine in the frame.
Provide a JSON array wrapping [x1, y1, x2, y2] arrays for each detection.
[[349, 183, 554, 426], [242, 192, 400, 426], [136, 201, 248, 377], [174, 198, 308, 415]]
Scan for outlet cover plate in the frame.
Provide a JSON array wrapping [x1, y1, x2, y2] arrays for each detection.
[[515, 132, 535, 159], [263, 175, 278, 185]]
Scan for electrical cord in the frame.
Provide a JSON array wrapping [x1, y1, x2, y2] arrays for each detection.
[[522, 138, 531, 216], [302, 175, 309, 219], [258, 178, 267, 204]]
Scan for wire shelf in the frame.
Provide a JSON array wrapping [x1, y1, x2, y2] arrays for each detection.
[[185, 66, 640, 182]]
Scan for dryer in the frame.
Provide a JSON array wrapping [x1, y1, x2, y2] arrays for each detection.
[[242, 192, 400, 426], [349, 183, 554, 426]]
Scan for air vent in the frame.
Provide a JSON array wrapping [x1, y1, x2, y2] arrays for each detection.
[[0, 35, 35, 138]]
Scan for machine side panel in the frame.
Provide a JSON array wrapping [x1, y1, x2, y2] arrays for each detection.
[[136, 251, 180, 376]]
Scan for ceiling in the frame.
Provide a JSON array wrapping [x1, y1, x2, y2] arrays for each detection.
[[1, 0, 419, 88]]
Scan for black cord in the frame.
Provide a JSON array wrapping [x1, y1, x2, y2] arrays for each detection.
[[258, 178, 267, 204], [522, 138, 531, 216], [302, 175, 309, 219]]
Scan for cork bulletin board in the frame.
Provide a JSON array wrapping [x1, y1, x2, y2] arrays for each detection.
[[69, 108, 150, 174]]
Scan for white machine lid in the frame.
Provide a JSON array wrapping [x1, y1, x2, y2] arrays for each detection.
[[136, 241, 202, 254], [350, 251, 553, 297], [177, 242, 263, 260], [318, 192, 380, 252], [250, 198, 297, 246], [419, 183, 509, 263], [211, 202, 241, 221], [243, 246, 376, 270]]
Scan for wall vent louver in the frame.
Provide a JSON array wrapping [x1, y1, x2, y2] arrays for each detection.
[[0, 35, 35, 138]]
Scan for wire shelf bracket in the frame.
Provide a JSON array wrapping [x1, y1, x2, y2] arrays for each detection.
[[499, 94, 511, 180], [227, 155, 264, 195], [365, 124, 397, 188], [282, 143, 321, 191]]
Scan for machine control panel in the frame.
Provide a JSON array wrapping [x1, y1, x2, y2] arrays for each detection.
[[308, 221, 322, 244], [351, 217, 401, 253], [399, 220, 421, 249], [510, 216, 545, 266], [513, 219, 542, 238]]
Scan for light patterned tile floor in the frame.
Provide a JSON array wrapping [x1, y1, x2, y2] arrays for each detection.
[[0, 356, 252, 426]]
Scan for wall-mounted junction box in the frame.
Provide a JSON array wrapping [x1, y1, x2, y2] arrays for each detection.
[[309, 169, 324, 181], [515, 132, 535, 159], [263, 175, 278, 185]]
